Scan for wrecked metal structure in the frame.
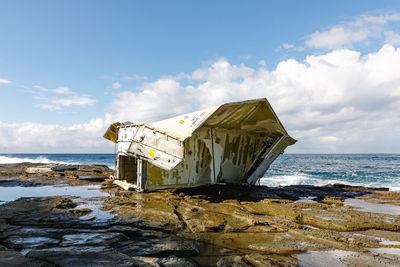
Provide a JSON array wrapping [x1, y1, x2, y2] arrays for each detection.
[[104, 98, 296, 191]]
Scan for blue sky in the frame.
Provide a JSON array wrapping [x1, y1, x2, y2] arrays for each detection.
[[1, 1, 400, 152]]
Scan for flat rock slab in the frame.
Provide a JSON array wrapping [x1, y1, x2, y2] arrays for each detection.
[[157, 255, 197, 267], [0, 163, 113, 186], [25, 164, 79, 174], [25, 167, 53, 174], [2, 181, 400, 266], [5, 236, 60, 250], [27, 247, 143, 267], [0, 250, 51, 267], [114, 238, 200, 258], [60, 232, 128, 246], [0, 196, 201, 266]]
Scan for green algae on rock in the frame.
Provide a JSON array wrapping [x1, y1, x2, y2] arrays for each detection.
[[2, 166, 400, 266], [103, 183, 400, 265]]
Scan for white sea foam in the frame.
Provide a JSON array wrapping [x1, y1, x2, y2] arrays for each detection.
[[0, 154, 117, 170], [260, 172, 342, 187], [0, 155, 75, 165], [260, 173, 308, 186], [260, 173, 400, 191], [389, 187, 400, 192], [0, 155, 56, 164]]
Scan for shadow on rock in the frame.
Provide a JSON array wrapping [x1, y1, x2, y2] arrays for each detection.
[[174, 183, 384, 203]]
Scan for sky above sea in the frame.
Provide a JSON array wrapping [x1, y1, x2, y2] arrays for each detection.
[[0, 1, 400, 153]]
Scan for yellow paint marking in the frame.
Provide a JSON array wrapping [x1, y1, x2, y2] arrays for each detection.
[[149, 149, 155, 158]]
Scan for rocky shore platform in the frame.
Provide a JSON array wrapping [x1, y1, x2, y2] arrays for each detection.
[[1, 163, 400, 266]]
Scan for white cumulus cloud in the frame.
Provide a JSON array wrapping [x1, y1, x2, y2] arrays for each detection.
[[2, 45, 400, 152], [38, 96, 96, 111], [111, 82, 121, 89], [306, 27, 369, 49], [50, 86, 72, 94], [0, 78, 12, 84], [30, 85, 96, 111], [109, 45, 400, 153], [0, 115, 113, 153], [385, 31, 400, 45], [34, 85, 72, 94], [121, 74, 148, 81], [305, 13, 400, 49]]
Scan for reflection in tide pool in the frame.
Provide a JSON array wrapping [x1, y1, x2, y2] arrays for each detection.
[[0, 184, 108, 203], [75, 198, 115, 221], [296, 250, 355, 267], [344, 198, 400, 215], [0, 184, 113, 221]]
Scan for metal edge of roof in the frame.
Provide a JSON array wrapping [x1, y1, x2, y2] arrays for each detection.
[[195, 98, 295, 139], [114, 98, 296, 143], [259, 98, 297, 143], [146, 105, 220, 141], [265, 99, 297, 143], [190, 98, 266, 134]]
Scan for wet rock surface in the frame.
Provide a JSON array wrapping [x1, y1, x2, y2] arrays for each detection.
[[103, 183, 400, 266], [0, 197, 201, 266], [0, 163, 112, 186], [1, 164, 400, 266]]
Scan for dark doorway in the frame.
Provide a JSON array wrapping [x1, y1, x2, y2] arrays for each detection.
[[117, 155, 137, 185]]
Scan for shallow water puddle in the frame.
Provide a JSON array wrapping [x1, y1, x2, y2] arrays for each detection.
[[352, 233, 400, 246], [296, 250, 357, 267], [0, 184, 108, 203], [368, 248, 400, 262], [379, 239, 400, 246], [369, 247, 400, 256], [295, 197, 317, 203], [74, 198, 115, 221], [344, 198, 400, 215], [0, 184, 113, 221]]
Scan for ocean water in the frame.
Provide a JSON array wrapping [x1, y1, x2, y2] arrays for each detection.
[[0, 153, 116, 168], [0, 153, 399, 191], [261, 154, 400, 191]]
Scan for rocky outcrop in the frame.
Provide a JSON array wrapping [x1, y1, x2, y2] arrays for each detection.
[[0, 163, 113, 186], [1, 166, 400, 266], [0, 197, 201, 266], [103, 183, 400, 265]]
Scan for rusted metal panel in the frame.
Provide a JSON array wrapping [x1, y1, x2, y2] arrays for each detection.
[[103, 122, 121, 143], [128, 125, 184, 170], [203, 99, 286, 136], [246, 134, 296, 185], [145, 128, 213, 190], [105, 98, 296, 191]]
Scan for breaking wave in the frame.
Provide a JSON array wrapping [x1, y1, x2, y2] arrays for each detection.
[[0, 153, 399, 190], [260, 172, 347, 187], [0, 154, 114, 169], [0, 155, 81, 165], [260, 173, 400, 191], [261, 153, 400, 191], [0, 155, 58, 164]]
